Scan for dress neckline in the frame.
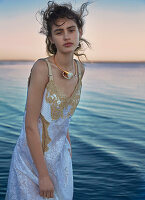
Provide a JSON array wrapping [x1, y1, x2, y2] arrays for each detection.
[[45, 58, 82, 100]]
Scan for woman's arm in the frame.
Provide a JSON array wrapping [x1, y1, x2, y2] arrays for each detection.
[[25, 59, 50, 179]]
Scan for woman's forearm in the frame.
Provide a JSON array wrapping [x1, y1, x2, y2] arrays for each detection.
[[26, 127, 50, 178]]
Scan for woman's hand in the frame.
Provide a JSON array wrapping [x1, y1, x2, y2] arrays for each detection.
[[39, 175, 54, 199]]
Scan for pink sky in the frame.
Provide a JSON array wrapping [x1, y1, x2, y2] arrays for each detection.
[[0, 1, 145, 62]]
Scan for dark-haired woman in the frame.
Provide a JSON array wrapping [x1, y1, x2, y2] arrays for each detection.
[[5, 1, 91, 199]]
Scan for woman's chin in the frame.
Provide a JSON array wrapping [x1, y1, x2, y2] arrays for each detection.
[[59, 49, 75, 54]]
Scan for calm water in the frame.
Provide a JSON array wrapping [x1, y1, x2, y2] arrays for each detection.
[[0, 61, 145, 200]]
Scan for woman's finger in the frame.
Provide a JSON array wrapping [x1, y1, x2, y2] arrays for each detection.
[[39, 191, 44, 197], [50, 191, 54, 198], [46, 192, 50, 198], [43, 191, 47, 198]]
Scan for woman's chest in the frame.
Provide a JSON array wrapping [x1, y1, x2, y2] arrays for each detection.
[[43, 80, 82, 120]]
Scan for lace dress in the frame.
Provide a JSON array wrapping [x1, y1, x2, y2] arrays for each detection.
[[5, 57, 82, 200]]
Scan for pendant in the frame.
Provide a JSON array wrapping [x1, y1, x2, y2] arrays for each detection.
[[62, 71, 73, 79]]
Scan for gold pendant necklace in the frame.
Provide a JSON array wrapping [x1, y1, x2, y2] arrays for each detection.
[[53, 55, 77, 80]]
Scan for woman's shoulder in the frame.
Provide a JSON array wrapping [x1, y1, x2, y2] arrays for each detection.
[[34, 56, 49, 66], [30, 57, 49, 73], [27, 57, 50, 87]]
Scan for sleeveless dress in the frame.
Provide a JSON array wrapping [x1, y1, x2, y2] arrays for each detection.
[[5, 57, 82, 200]]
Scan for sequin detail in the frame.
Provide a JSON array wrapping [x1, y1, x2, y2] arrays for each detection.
[[40, 113, 51, 153], [45, 79, 82, 121]]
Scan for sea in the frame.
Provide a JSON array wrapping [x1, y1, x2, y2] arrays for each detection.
[[0, 60, 145, 200]]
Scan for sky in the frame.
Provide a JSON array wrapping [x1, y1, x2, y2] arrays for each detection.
[[0, 0, 145, 62]]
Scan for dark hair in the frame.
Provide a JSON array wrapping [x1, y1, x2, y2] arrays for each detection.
[[35, 1, 92, 62]]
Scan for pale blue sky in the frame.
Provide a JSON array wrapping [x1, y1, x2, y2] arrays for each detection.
[[0, 0, 145, 61], [1, 0, 145, 15]]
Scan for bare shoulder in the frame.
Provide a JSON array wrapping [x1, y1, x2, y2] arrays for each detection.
[[28, 58, 49, 88], [31, 58, 48, 77]]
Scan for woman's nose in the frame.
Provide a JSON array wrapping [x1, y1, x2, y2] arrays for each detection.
[[63, 31, 70, 39]]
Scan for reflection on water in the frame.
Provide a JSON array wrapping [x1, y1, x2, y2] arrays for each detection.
[[0, 61, 145, 199]]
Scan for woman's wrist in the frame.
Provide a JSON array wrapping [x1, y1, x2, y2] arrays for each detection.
[[38, 169, 51, 179]]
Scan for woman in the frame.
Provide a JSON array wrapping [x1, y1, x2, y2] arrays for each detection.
[[5, 1, 91, 199]]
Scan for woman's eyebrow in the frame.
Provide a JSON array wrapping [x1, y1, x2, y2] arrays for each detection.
[[54, 25, 76, 33]]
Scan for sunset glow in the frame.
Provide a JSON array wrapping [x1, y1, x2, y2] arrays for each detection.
[[0, 0, 145, 62]]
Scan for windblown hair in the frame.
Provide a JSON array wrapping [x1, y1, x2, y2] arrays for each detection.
[[35, 1, 92, 62]]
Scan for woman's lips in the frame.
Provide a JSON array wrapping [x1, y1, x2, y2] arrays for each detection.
[[63, 43, 73, 47]]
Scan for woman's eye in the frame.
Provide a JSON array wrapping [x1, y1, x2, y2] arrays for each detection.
[[56, 30, 75, 35]]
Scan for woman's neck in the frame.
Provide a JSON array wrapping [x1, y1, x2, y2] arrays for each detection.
[[53, 53, 74, 70]]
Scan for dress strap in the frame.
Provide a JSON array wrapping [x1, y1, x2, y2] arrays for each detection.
[[75, 59, 81, 80], [44, 58, 53, 81]]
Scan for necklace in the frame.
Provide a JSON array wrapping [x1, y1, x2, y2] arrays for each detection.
[[53, 55, 77, 80]]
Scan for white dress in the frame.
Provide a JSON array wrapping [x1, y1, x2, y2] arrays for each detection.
[[5, 57, 82, 200]]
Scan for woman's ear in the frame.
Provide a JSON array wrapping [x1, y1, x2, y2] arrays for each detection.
[[48, 36, 54, 44]]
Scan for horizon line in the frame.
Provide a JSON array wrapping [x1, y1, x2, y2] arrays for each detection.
[[0, 59, 145, 63]]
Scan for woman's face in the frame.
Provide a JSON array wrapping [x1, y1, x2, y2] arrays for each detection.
[[49, 17, 82, 54]]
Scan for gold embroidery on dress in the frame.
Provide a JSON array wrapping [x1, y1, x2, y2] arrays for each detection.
[[45, 80, 82, 121], [40, 58, 82, 152], [40, 113, 52, 153]]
